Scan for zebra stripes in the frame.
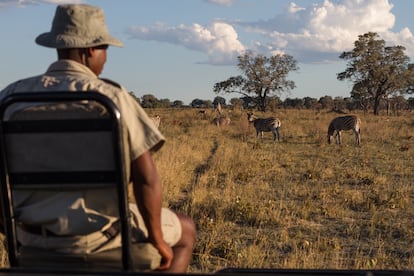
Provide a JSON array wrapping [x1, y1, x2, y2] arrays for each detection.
[[327, 115, 361, 145], [247, 112, 281, 141]]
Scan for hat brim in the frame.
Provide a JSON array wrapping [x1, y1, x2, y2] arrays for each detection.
[[35, 32, 124, 49]]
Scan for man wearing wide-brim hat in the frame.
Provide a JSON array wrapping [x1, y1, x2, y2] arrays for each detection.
[[0, 4, 195, 273]]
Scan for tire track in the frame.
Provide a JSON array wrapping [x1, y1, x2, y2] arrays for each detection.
[[169, 139, 218, 210]]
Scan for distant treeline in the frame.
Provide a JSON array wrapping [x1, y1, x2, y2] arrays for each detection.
[[130, 92, 414, 114]]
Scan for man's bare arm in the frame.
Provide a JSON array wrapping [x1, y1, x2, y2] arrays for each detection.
[[130, 150, 173, 270]]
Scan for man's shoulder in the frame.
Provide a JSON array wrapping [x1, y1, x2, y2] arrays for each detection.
[[99, 78, 122, 89], [0, 75, 42, 97]]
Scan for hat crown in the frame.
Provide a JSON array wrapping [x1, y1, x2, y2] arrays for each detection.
[[36, 4, 123, 48]]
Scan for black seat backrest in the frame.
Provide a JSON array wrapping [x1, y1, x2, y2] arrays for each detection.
[[0, 92, 134, 271]]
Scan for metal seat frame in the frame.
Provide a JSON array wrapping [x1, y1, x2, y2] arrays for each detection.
[[0, 92, 139, 272]]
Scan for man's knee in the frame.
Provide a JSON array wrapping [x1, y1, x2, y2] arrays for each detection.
[[176, 213, 196, 245]]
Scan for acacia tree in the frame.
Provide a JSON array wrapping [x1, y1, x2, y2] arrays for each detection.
[[337, 32, 413, 115], [213, 51, 298, 112]]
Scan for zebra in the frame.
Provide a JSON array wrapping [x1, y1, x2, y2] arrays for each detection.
[[212, 115, 231, 127], [327, 115, 361, 145], [215, 102, 222, 115], [247, 112, 281, 141]]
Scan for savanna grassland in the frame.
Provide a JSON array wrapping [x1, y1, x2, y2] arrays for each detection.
[[1, 107, 414, 273]]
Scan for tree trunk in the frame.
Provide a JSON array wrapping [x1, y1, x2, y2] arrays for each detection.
[[258, 95, 266, 112], [373, 96, 381, 115], [386, 99, 389, 116]]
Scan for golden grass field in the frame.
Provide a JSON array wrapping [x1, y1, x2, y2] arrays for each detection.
[[1, 107, 414, 273]]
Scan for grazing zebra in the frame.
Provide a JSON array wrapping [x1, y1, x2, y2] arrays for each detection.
[[327, 115, 361, 145], [247, 112, 281, 141], [215, 102, 222, 115], [212, 116, 231, 127], [150, 115, 161, 128]]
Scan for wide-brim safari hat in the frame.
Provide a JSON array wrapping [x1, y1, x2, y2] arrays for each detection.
[[35, 4, 123, 49]]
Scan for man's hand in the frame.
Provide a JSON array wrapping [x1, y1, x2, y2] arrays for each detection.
[[155, 241, 174, 270]]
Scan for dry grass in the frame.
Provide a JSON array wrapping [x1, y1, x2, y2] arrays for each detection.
[[0, 233, 7, 268], [1, 108, 414, 273], [152, 108, 414, 273]]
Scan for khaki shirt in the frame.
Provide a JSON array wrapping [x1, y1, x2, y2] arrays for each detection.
[[0, 60, 166, 253]]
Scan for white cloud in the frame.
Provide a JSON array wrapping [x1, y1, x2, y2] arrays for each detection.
[[204, 0, 233, 7], [128, 0, 414, 65], [380, 27, 414, 57], [128, 21, 245, 65], [288, 2, 305, 13], [236, 0, 403, 63]]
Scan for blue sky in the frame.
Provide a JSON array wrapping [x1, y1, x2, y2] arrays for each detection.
[[1, 0, 414, 104]]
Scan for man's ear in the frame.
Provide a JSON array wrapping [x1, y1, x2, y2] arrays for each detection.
[[87, 47, 95, 58], [76, 48, 92, 60]]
